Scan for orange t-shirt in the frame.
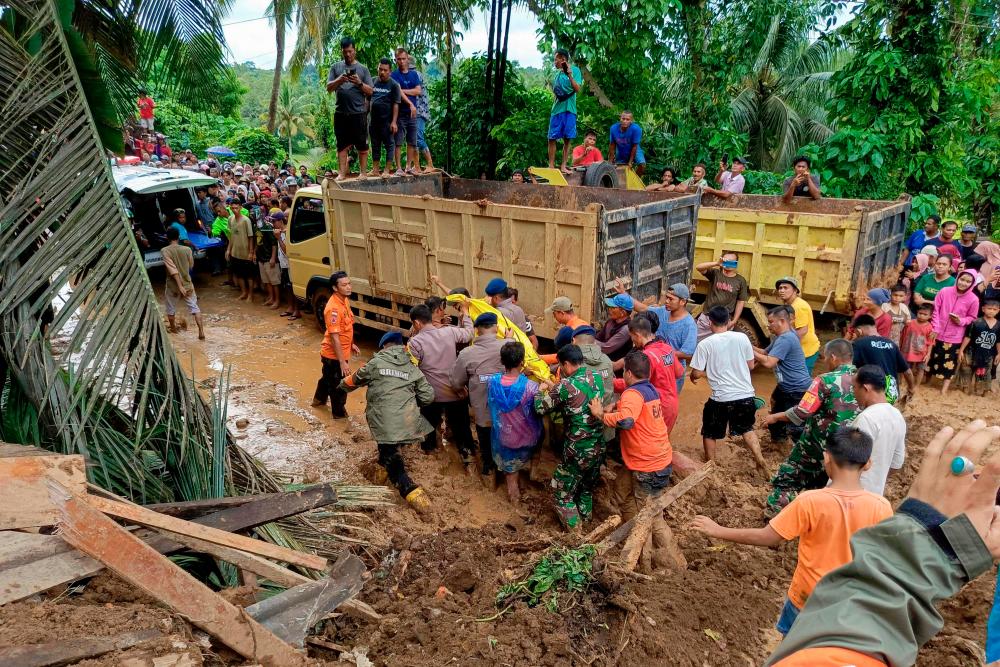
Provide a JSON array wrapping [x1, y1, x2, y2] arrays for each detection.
[[541, 315, 590, 364], [772, 647, 886, 667], [600, 381, 671, 472], [769, 488, 892, 609], [320, 293, 355, 360]]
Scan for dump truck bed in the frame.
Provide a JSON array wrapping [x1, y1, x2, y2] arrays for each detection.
[[692, 193, 911, 316], [303, 174, 699, 339]]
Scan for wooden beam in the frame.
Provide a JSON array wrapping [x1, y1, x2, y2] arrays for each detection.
[[51, 483, 305, 666], [143, 493, 281, 518], [597, 461, 714, 556], [181, 484, 337, 531], [0, 489, 339, 605], [85, 495, 327, 571], [152, 528, 313, 590], [0, 454, 86, 529], [0, 628, 161, 667]]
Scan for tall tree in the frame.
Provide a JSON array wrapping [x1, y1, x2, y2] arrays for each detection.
[[269, 81, 316, 156], [266, 0, 294, 133]]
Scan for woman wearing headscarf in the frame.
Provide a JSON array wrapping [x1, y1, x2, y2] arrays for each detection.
[[929, 269, 981, 393], [848, 288, 892, 338], [975, 241, 1000, 299]]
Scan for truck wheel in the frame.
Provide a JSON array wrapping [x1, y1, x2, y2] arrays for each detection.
[[582, 162, 619, 188], [733, 317, 763, 348], [311, 287, 331, 333]]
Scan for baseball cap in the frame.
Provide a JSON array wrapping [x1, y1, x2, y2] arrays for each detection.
[[775, 276, 800, 292], [270, 210, 286, 221], [545, 296, 574, 313], [668, 283, 690, 300], [484, 277, 508, 296], [919, 245, 939, 257], [572, 325, 597, 338], [731, 156, 747, 165], [604, 294, 634, 311], [285, 176, 298, 186], [962, 223, 977, 233]]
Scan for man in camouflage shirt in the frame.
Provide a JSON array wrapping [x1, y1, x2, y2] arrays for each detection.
[[534, 344, 606, 530], [762, 338, 859, 517]]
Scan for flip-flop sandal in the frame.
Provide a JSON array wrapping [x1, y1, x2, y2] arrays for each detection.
[[286, 314, 301, 321], [279, 311, 293, 316]]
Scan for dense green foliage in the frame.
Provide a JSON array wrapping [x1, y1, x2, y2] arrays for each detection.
[[231, 128, 288, 164]]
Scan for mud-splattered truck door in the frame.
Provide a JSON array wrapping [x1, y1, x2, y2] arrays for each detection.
[[288, 174, 699, 339]]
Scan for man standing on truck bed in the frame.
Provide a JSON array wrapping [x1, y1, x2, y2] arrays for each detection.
[[547, 48, 582, 175], [313, 271, 360, 419], [608, 111, 645, 176], [782, 156, 822, 203], [327, 37, 374, 181], [694, 252, 749, 342]]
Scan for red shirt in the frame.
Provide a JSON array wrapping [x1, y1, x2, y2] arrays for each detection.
[[572, 145, 603, 166], [851, 308, 892, 338], [601, 381, 672, 472], [137, 96, 155, 119], [613, 337, 683, 431]]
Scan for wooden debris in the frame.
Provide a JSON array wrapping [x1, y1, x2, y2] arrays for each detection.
[[51, 483, 306, 666], [306, 637, 350, 653], [582, 515, 622, 544], [0, 627, 161, 667], [144, 493, 282, 517], [0, 531, 101, 605], [119, 652, 202, 667], [0, 450, 86, 529], [186, 484, 337, 531], [597, 461, 715, 557], [85, 495, 327, 571], [245, 553, 367, 647]]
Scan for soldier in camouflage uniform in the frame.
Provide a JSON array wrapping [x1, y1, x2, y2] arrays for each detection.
[[534, 344, 606, 530], [762, 338, 859, 517]]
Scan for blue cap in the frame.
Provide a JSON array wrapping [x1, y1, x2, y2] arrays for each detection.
[[867, 288, 891, 307], [604, 294, 634, 311], [474, 312, 498, 328], [572, 325, 597, 338], [668, 283, 690, 300], [553, 326, 574, 350], [484, 277, 508, 296], [378, 331, 404, 349]]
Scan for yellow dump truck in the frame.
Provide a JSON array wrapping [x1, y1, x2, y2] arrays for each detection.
[[693, 193, 912, 344], [285, 174, 701, 339]]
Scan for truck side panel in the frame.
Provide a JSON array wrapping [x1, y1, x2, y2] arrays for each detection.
[[598, 196, 699, 317], [852, 200, 911, 298], [325, 183, 599, 338]]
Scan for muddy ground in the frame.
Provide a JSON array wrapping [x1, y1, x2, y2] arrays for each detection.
[[4, 274, 997, 666]]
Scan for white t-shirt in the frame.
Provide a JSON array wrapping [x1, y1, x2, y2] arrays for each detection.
[[852, 402, 907, 495], [277, 230, 289, 269], [689, 331, 755, 402]]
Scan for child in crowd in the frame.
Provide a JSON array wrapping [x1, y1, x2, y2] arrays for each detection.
[[958, 299, 1000, 396], [882, 284, 912, 345], [486, 342, 543, 505], [900, 304, 934, 385], [271, 212, 302, 321], [930, 269, 980, 394], [691, 426, 892, 636]]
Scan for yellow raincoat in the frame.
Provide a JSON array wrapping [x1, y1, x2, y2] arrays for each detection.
[[445, 294, 552, 383]]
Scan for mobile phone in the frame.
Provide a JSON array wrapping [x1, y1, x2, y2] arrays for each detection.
[[346, 67, 356, 76], [722, 153, 729, 166]]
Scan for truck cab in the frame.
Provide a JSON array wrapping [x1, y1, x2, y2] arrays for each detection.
[[285, 185, 333, 328]]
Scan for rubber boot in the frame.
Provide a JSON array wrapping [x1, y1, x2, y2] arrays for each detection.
[[405, 487, 432, 513]]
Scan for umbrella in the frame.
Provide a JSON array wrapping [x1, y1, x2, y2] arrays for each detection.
[[206, 146, 236, 157]]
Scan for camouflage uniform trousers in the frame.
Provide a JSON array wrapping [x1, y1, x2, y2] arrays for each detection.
[[551, 435, 606, 529], [765, 436, 828, 518]]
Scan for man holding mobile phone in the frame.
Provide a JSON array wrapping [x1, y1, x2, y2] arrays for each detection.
[[704, 156, 747, 200], [547, 48, 582, 174], [327, 37, 374, 181]]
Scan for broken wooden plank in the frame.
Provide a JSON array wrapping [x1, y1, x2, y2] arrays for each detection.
[[306, 637, 350, 653], [50, 483, 305, 667], [144, 493, 281, 517], [0, 490, 337, 605], [245, 553, 367, 648], [152, 528, 313, 590], [597, 460, 715, 556], [582, 515, 621, 544], [0, 454, 86, 529], [184, 484, 337, 532], [0, 627, 161, 667], [85, 495, 327, 571], [339, 599, 382, 622]]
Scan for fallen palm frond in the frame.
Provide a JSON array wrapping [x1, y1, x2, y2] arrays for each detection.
[[0, 0, 278, 511]]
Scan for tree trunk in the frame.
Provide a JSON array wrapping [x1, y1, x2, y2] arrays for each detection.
[[266, 19, 285, 134], [578, 63, 612, 108], [446, 60, 453, 172]]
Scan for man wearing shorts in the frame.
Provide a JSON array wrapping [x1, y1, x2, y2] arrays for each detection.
[[161, 227, 205, 340], [137, 89, 155, 131], [256, 212, 281, 309], [689, 306, 764, 467], [392, 47, 422, 174], [327, 37, 374, 181], [224, 197, 255, 302], [547, 48, 581, 174], [412, 59, 434, 171]]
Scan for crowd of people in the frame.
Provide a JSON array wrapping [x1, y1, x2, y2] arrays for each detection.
[[306, 224, 998, 647]]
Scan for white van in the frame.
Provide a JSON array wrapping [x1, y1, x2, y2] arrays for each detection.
[[112, 165, 222, 269]]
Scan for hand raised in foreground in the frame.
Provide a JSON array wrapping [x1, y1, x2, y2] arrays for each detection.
[[908, 419, 1000, 558]]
